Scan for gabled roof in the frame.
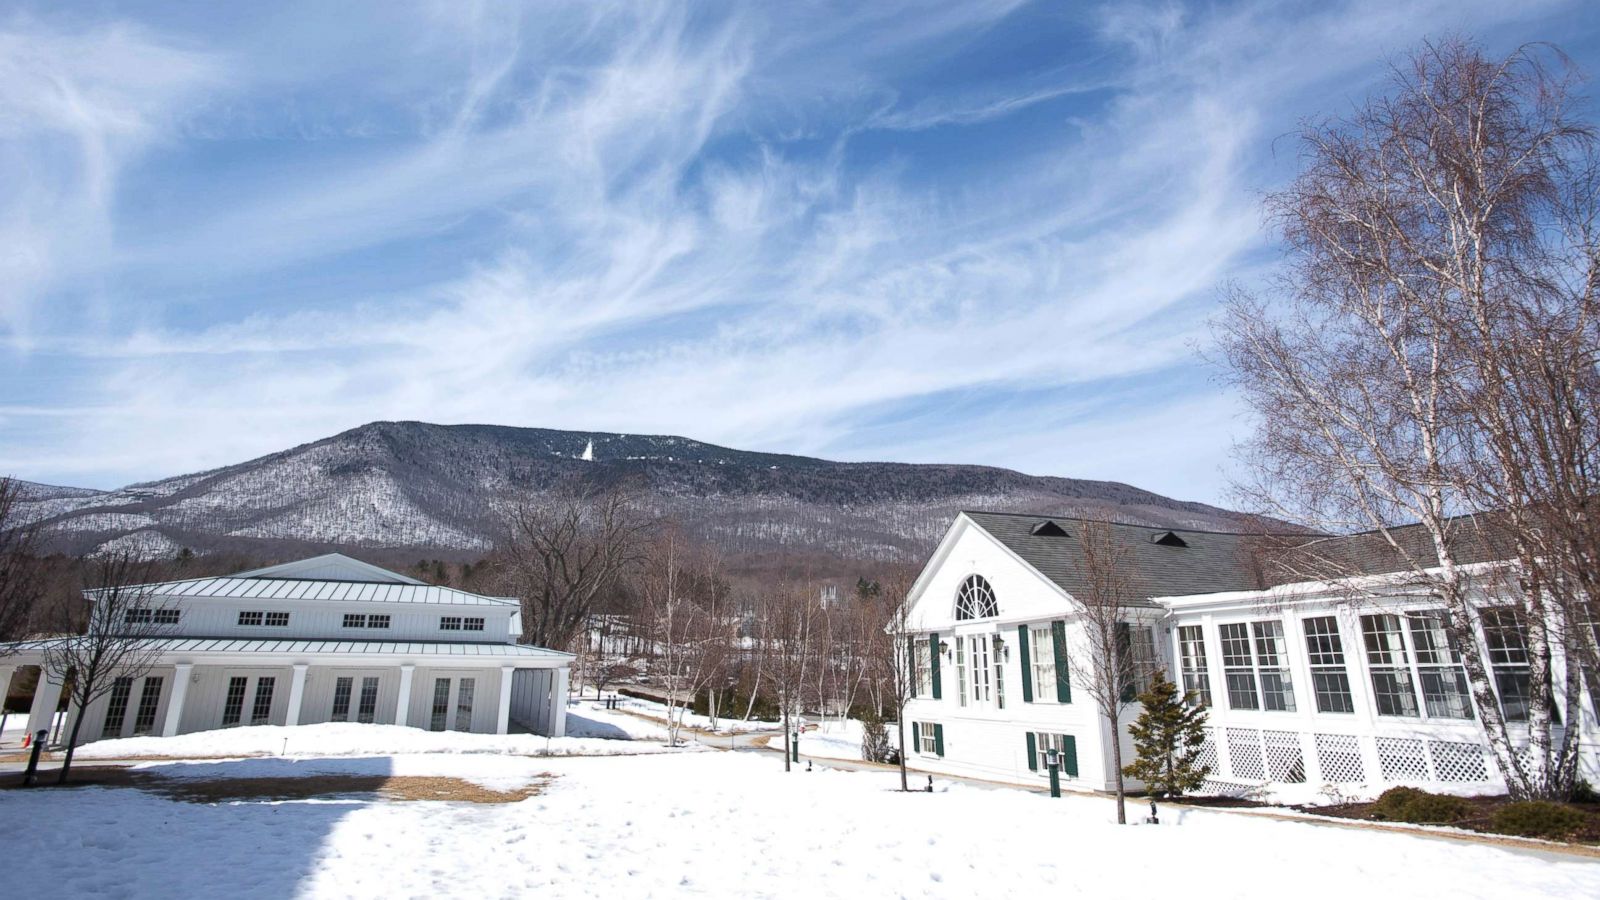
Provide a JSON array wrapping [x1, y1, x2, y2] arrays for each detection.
[[960, 511, 1278, 603], [232, 553, 425, 585]]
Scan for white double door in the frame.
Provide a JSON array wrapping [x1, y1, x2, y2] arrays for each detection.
[[427, 675, 478, 732]]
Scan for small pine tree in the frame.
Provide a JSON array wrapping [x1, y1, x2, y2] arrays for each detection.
[[1122, 669, 1209, 798]]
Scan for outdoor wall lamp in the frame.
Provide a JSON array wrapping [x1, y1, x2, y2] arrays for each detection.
[[993, 634, 1008, 660]]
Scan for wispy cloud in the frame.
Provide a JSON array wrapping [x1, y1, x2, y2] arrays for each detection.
[[1, 0, 1594, 503]]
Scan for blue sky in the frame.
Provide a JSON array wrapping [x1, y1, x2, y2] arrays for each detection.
[[2, 1, 1598, 505]]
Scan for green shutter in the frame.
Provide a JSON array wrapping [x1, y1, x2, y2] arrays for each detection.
[[1025, 732, 1037, 771], [912, 721, 921, 750], [1062, 735, 1078, 777], [1017, 624, 1034, 703], [1051, 620, 1071, 703], [934, 723, 945, 757], [929, 634, 942, 700], [906, 635, 917, 698]]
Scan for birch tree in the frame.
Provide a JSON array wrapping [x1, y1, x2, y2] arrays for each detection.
[[1216, 39, 1599, 800]]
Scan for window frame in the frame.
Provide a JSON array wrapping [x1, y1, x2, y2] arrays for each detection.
[[954, 574, 998, 621], [440, 616, 463, 631], [1300, 615, 1354, 714], [1176, 624, 1211, 707], [238, 611, 264, 626]]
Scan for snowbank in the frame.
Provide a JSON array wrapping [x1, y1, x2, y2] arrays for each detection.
[[5, 752, 1593, 899], [610, 694, 779, 734], [76, 722, 702, 760]]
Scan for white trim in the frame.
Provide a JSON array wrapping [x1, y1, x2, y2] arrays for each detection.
[[285, 663, 309, 726], [163, 663, 193, 737], [395, 664, 415, 728]]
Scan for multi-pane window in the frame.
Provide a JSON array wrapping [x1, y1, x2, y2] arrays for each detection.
[[454, 678, 476, 731], [1033, 732, 1073, 775], [441, 616, 463, 631], [222, 676, 248, 726], [1030, 628, 1056, 702], [993, 639, 1006, 710], [238, 611, 264, 626], [1361, 614, 1420, 717], [103, 677, 133, 734], [1120, 624, 1159, 698], [1219, 623, 1259, 709], [132, 677, 163, 735], [332, 677, 354, 721], [264, 612, 289, 627], [1301, 616, 1354, 713], [250, 677, 276, 726], [1176, 625, 1211, 707], [358, 677, 380, 724], [1251, 622, 1296, 711], [430, 678, 451, 731], [918, 723, 939, 754], [914, 639, 932, 695], [954, 636, 969, 708], [954, 575, 998, 620], [968, 635, 992, 705], [1481, 608, 1532, 723], [1408, 611, 1473, 720], [344, 614, 367, 628], [126, 607, 180, 625], [240, 610, 288, 626], [344, 614, 391, 629], [463, 617, 485, 632], [369, 615, 390, 629]]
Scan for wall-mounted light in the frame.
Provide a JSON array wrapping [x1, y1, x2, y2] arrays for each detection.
[[938, 640, 951, 657], [993, 634, 1009, 661]]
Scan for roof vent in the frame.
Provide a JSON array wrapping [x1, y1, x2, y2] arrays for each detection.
[[1030, 520, 1069, 537], [1152, 531, 1188, 548]]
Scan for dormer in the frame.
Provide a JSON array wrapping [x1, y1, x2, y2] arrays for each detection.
[[1151, 531, 1189, 548], [1030, 519, 1069, 537]]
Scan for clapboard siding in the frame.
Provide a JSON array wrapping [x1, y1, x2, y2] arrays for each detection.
[[406, 666, 504, 733], [510, 668, 555, 733]]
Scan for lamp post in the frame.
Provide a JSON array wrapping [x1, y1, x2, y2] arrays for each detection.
[[1045, 747, 1061, 799]]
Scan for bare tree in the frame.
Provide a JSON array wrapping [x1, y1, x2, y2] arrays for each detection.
[[499, 479, 653, 650], [44, 552, 176, 783], [643, 528, 734, 745], [1215, 39, 1599, 800], [0, 477, 45, 647], [872, 568, 918, 791], [1068, 520, 1154, 824], [765, 580, 818, 772]]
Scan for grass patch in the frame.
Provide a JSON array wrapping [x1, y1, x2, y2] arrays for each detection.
[[3, 766, 552, 804]]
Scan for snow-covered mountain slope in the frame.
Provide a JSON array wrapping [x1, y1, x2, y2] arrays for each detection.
[[18, 421, 1264, 563]]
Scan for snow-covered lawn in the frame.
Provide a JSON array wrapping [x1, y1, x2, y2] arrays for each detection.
[[606, 693, 779, 734], [6, 750, 1595, 898]]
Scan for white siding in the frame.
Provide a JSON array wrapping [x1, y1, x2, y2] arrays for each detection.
[[152, 599, 517, 644]]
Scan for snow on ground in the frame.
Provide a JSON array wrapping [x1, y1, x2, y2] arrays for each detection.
[[75, 721, 702, 760], [566, 700, 672, 741], [605, 693, 779, 734], [796, 718, 901, 762], [5, 751, 1596, 899]]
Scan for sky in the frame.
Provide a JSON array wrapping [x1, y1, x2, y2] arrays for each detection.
[[2, 1, 1599, 506]]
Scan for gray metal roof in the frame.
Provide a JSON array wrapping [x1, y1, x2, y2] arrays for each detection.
[[962, 511, 1278, 603], [99, 576, 518, 607], [0, 636, 569, 660]]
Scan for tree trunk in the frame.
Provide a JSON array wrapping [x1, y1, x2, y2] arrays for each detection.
[[895, 712, 907, 792], [56, 699, 86, 785], [1108, 710, 1126, 824], [782, 703, 792, 773]]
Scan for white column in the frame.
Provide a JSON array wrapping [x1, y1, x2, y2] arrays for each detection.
[[496, 665, 515, 735], [163, 664, 193, 737], [395, 664, 415, 728], [26, 669, 64, 741], [285, 664, 309, 727], [0, 665, 14, 744], [550, 666, 569, 738]]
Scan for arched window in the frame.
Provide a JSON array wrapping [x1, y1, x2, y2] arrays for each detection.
[[955, 575, 998, 620]]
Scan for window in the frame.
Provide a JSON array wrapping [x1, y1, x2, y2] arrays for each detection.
[[1030, 628, 1056, 702], [126, 607, 180, 625], [1408, 611, 1473, 720], [344, 614, 366, 628], [1219, 623, 1260, 709], [238, 611, 264, 626], [358, 677, 380, 724], [954, 637, 969, 707], [1251, 622, 1296, 711], [463, 617, 485, 632], [1032, 732, 1076, 777], [222, 676, 248, 726], [250, 677, 276, 726], [103, 677, 133, 734], [918, 723, 939, 754], [1361, 614, 1420, 717], [332, 677, 353, 722], [1301, 617, 1354, 713], [264, 612, 289, 627], [954, 575, 998, 620], [1119, 623, 1159, 698], [344, 614, 391, 629], [915, 639, 932, 695], [369, 615, 390, 629], [132, 677, 163, 735], [1177, 625, 1211, 707], [993, 639, 1006, 710], [430, 678, 450, 731], [1481, 608, 1531, 723], [454, 678, 476, 731], [440, 616, 463, 631], [968, 635, 992, 705]]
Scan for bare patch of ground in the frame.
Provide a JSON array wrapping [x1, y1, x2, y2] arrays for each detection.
[[2, 766, 552, 804]]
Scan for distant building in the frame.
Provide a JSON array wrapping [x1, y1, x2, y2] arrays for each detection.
[[0, 554, 571, 745], [819, 584, 840, 609], [899, 511, 1599, 795]]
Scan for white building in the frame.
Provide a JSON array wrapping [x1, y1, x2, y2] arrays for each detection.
[[0, 554, 571, 745], [900, 511, 1600, 795]]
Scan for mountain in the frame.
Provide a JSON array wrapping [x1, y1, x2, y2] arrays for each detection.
[[15, 421, 1268, 568]]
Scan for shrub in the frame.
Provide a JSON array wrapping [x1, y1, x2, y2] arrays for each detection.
[[1371, 787, 1471, 824], [1490, 801, 1589, 840], [1571, 780, 1599, 805]]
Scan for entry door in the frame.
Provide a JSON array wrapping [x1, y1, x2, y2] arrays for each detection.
[[221, 674, 278, 727], [100, 674, 166, 739], [428, 676, 478, 732]]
